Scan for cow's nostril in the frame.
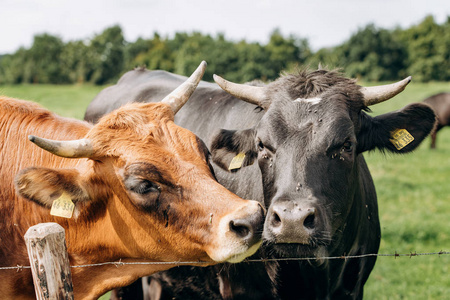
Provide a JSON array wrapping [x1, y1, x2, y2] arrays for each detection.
[[304, 213, 315, 229], [229, 220, 250, 239], [271, 212, 282, 227]]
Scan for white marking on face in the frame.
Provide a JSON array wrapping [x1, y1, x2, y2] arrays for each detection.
[[294, 97, 322, 105]]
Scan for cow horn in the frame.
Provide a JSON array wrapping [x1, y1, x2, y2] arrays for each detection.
[[29, 135, 94, 158], [161, 61, 207, 114], [213, 75, 267, 109], [361, 76, 412, 106]]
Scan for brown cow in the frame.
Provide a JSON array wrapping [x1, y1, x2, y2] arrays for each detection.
[[423, 92, 450, 148], [0, 62, 264, 300]]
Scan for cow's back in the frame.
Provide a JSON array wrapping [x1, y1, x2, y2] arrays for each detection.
[[423, 92, 450, 126], [86, 70, 209, 124]]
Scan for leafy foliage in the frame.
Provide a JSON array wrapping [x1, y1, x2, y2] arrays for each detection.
[[397, 15, 450, 82], [0, 15, 449, 84]]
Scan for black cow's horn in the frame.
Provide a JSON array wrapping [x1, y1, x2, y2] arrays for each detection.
[[161, 61, 207, 114], [361, 76, 412, 106], [213, 75, 268, 109], [29, 135, 94, 158]]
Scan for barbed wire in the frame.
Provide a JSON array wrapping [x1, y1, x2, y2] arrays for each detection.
[[1, 251, 448, 272]]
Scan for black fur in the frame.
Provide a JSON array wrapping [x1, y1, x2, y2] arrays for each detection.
[[358, 103, 436, 153], [84, 68, 436, 300]]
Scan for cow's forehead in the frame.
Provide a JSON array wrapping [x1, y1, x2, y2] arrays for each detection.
[[261, 74, 364, 132], [270, 70, 359, 96], [94, 102, 174, 130], [265, 70, 365, 112], [96, 124, 203, 158], [257, 94, 357, 146], [269, 92, 352, 120], [89, 103, 170, 141], [87, 102, 206, 161], [294, 97, 322, 105]]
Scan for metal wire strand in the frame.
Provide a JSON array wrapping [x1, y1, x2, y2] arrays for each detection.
[[1, 251, 448, 271]]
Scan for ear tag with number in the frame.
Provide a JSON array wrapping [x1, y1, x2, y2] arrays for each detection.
[[50, 192, 75, 218], [228, 152, 246, 171], [389, 129, 414, 150]]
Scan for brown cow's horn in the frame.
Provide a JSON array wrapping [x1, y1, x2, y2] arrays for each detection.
[[213, 75, 267, 109], [361, 76, 412, 106], [29, 135, 94, 158], [161, 61, 207, 114]]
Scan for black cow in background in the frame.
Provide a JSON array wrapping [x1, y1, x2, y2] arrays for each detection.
[[422, 92, 450, 149], [85, 67, 436, 300]]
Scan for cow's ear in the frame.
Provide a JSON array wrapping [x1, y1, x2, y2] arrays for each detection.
[[357, 103, 436, 153], [14, 167, 90, 209], [210, 128, 258, 172]]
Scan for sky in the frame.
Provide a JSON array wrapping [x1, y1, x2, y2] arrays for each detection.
[[1, 0, 449, 55]]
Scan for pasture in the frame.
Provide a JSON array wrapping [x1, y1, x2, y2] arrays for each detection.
[[1, 81, 449, 299]]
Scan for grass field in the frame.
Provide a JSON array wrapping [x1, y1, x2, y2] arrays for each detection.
[[362, 81, 450, 299], [0, 84, 105, 119], [1, 81, 449, 299]]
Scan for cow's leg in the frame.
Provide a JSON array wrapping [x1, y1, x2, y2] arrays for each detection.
[[430, 125, 443, 149], [430, 130, 437, 149]]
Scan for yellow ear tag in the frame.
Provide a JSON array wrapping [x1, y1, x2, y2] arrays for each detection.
[[389, 129, 414, 150], [228, 152, 246, 171], [50, 192, 75, 218]]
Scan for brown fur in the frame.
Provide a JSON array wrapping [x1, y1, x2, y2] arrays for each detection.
[[0, 96, 260, 299]]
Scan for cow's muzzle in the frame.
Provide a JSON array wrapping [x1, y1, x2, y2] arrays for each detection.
[[264, 200, 317, 244], [208, 200, 264, 263]]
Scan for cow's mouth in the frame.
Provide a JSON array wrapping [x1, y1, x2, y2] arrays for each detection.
[[225, 240, 263, 263], [270, 243, 319, 258], [262, 234, 331, 260]]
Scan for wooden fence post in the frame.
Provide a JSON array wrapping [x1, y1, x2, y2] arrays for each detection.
[[24, 223, 74, 300]]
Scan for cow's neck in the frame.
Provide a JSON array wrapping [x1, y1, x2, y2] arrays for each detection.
[[70, 261, 180, 299]]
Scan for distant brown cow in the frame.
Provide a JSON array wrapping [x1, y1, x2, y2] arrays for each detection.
[[0, 62, 263, 300], [423, 92, 450, 148]]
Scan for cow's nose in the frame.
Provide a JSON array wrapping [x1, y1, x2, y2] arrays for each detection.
[[266, 201, 316, 243], [229, 205, 264, 245]]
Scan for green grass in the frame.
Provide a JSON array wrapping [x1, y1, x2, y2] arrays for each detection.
[[2, 82, 449, 299], [0, 84, 106, 120], [361, 80, 450, 299]]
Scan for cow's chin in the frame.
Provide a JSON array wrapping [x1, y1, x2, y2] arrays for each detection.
[[266, 242, 328, 265], [208, 240, 263, 263], [225, 240, 262, 263]]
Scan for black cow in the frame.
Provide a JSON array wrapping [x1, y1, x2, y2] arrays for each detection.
[[85, 68, 436, 300], [423, 92, 450, 149]]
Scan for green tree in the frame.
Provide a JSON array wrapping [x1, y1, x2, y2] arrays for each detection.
[[173, 32, 213, 80], [398, 15, 450, 82], [339, 24, 407, 81], [130, 33, 174, 71], [264, 29, 310, 79], [125, 37, 152, 69], [88, 25, 125, 84], [173, 32, 237, 81], [230, 41, 271, 82], [27, 34, 66, 83], [0, 48, 28, 84], [305, 46, 344, 70], [60, 40, 91, 84]]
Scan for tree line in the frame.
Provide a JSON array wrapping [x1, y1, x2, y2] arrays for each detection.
[[0, 15, 449, 85]]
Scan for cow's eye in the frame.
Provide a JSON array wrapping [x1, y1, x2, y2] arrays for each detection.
[[342, 141, 353, 152], [126, 177, 161, 195], [135, 181, 159, 195], [257, 139, 264, 151]]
